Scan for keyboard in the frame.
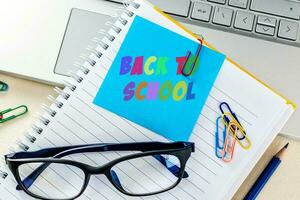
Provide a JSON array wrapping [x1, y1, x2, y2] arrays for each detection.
[[108, 0, 300, 47]]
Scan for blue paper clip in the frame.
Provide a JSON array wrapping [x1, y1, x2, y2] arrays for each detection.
[[215, 116, 227, 159], [219, 102, 246, 140]]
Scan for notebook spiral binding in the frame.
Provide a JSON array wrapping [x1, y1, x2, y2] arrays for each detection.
[[0, 0, 140, 180]]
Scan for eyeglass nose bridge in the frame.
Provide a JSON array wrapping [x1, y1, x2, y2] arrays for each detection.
[[87, 164, 109, 175], [86, 164, 125, 192]]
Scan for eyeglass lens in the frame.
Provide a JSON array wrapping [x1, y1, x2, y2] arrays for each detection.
[[18, 162, 85, 199]]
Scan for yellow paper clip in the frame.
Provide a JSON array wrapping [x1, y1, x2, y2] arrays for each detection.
[[0, 105, 28, 123], [221, 122, 237, 163], [221, 112, 252, 150]]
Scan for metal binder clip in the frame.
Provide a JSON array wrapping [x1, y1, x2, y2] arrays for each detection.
[[215, 116, 227, 159], [0, 81, 9, 92], [219, 102, 246, 140], [182, 38, 203, 77], [0, 105, 28, 123]]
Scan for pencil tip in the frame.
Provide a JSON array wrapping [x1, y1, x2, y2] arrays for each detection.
[[276, 143, 289, 159], [284, 142, 289, 149]]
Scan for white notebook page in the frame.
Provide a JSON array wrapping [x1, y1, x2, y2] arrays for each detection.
[[0, 1, 294, 200]]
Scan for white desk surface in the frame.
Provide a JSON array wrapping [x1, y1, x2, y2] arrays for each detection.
[[0, 73, 299, 200]]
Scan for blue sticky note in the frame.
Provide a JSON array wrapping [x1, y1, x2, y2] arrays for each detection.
[[93, 16, 225, 141]]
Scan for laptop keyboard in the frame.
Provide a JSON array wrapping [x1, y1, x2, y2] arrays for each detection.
[[109, 0, 300, 47]]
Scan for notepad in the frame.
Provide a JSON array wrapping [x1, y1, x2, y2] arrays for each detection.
[[0, 1, 295, 200]]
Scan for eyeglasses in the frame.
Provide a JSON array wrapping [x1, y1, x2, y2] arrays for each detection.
[[5, 141, 194, 200]]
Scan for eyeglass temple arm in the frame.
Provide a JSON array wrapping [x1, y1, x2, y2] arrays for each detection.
[[16, 162, 50, 190], [153, 155, 189, 178], [16, 142, 194, 190], [11, 142, 194, 159]]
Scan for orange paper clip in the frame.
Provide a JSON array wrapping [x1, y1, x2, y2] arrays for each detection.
[[221, 122, 237, 163]]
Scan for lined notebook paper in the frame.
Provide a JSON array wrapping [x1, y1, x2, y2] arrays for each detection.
[[0, 1, 294, 200]]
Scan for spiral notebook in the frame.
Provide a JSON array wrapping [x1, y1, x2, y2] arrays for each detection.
[[0, 0, 295, 200]]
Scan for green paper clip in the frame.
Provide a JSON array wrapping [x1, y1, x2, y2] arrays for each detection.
[[0, 81, 9, 92], [0, 105, 28, 123]]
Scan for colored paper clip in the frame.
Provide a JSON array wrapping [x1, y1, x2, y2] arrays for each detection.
[[221, 121, 237, 163], [0, 81, 9, 92], [222, 112, 252, 150], [228, 119, 252, 150], [182, 38, 203, 76], [215, 116, 227, 159], [0, 105, 28, 123], [219, 102, 246, 140]]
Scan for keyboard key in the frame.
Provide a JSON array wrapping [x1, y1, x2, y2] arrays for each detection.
[[278, 20, 299, 40], [208, 0, 226, 4], [149, 0, 191, 17], [256, 24, 275, 36], [191, 2, 212, 22], [229, 0, 248, 9], [213, 6, 234, 26], [250, 0, 300, 20], [257, 15, 277, 27], [234, 11, 255, 31]]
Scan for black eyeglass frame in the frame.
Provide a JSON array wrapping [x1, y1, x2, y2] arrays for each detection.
[[5, 141, 195, 200]]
